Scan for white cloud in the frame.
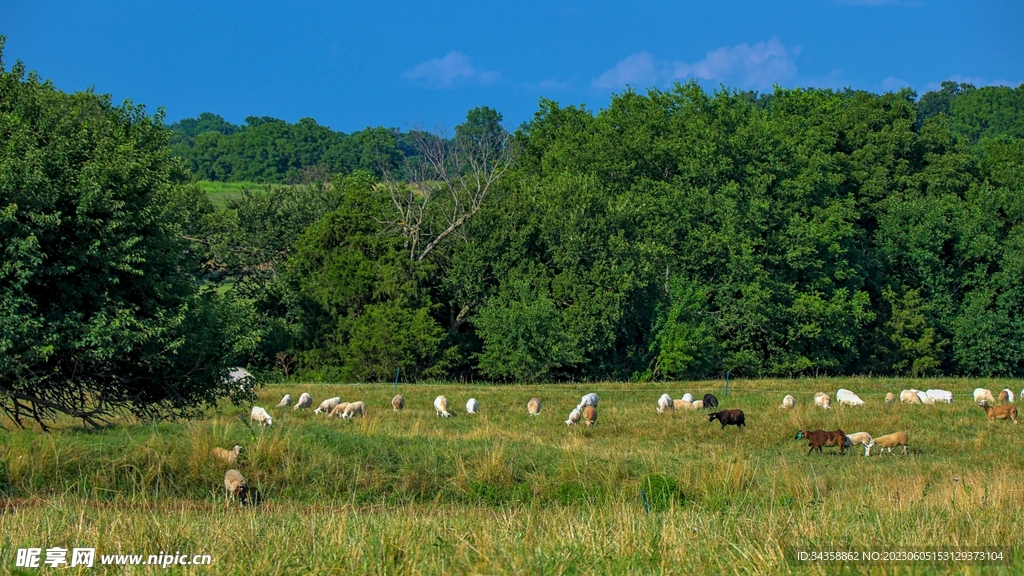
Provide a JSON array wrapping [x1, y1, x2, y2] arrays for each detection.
[[879, 76, 910, 92], [401, 52, 500, 88], [593, 38, 800, 91]]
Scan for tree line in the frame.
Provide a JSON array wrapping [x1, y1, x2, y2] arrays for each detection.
[[3, 32, 1024, 425]]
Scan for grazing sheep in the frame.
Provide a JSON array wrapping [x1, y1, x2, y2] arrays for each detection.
[[341, 401, 365, 419], [294, 392, 313, 410], [998, 389, 1015, 403], [795, 429, 846, 455], [682, 393, 694, 403], [673, 399, 692, 410], [328, 402, 351, 418], [583, 405, 597, 426], [565, 408, 581, 426], [250, 406, 273, 427], [211, 445, 241, 465], [917, 390, 935, 405], [868, 431, 909, 455], [979, 400, 1018, 424], [314, 397, 343, 415], [224, 469, 250, 504], [392, 395, 405, 411], [844, 432, 873, 457], [814, 392, 831, 409], [576, 393, 599, 411], [900, 389, 922, 404], [702, 394, 719, 409], [691, 400, 704, 410], [528, 398, 542, 416], [926, 389, 953, 403], [884, 392, 896, 404], [657, 394, 674, 413], [708, 409, 745, 429], [836, 388, 865, 407], [466, 398, 479, 415], [434, 396, 453, 418], [276, 394, 292, 408], [779, 395, 795, 410], [973, 388, 996, 405]]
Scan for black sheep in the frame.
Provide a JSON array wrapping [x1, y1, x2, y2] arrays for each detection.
[[703, 394, 719, 409], [708, 409, 745, 429]]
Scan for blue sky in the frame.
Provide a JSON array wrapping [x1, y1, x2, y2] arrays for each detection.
[[3, 1, 1021, 133]]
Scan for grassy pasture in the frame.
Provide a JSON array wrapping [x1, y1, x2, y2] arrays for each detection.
[[196, 181, 270, 208], [2, 378, 1024, 574]]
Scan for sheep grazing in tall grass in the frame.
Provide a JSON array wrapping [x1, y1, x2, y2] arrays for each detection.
[[392, 395, 405, 411], [224, 469, 252, 505], [276, 394, 292, 408], [211, 445, 241, 465], [844, 432, 873, 456], [900, 389, 922, 404], [795, 429, 846, 455], [528, 398, 542, 416], [926, 389, 953, 403], [691, 400, 704, 410], [867, 431, 909, 455], [341, 401, 365, 419], [682, 393, 694, 403], [779, 395, 795, 410], [565, 408, 581, 426], [979, 400, 1018, 424], [657, 394, 674, 413], [814, 392, 831, 409], [434, 396, 453, 418], [973, 388, 996, 405], [466, 398, 479, 415], [314, 397, 342, 415], [673, 399, 692, 410], [703, 394, 719, 409], [294, 393, 313, 410], [998, 389, 1015, 403], [328, 402, 351, 418], [917, 390, 935, 405], [708, 410, 745, 429], [576, 393, 599, 411], [583, 405, 597, 426], [250, 406, 273, 427], [885, 392, 896, 404], [836, 388, 864, 407]]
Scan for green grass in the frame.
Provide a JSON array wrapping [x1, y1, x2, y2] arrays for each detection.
[[2, 378, 1024, 574], [196, 180, 271, 208]]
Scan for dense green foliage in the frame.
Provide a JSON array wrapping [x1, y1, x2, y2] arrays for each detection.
[[0, 41, 258, 427]]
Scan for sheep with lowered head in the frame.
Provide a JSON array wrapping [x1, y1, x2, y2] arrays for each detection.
[[974, 388, 996, 405], [576, 393, 599, 411], [916, 390, 935, 405], [814, 392, 831, 409], [434, 395, 453, 418], [657, 394, 674, 413], [276, 394, 292, 408], [900, 389, 922, 404], [211, 445, 241, 465], [885, 392, 896, 404], [224, 469, 256, 505], [836, 388, 865, 407], [565, 408, 581, 426], [392, 395, 404, 411], [779, 395, 795, 410], [466, 398, 479, 415], [341, 401, 365, 419], [528, 398, 542, 416], [673, 399, 692, 410], [583, 405, 598, 426], [294, 392, 313, 410], [314, 397, 342, 415], [328, 402, 351, 418], [691, 400, 704, 410], [998, 389, 1015, 403], [926, 389, 953, 403], [250, 406, 273, 427]]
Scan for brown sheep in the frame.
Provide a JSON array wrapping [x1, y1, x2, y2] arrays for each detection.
[[979, 400, 1018, 424], [211, 445, 241, 465], [328, 402, 351, 418], [795, 429, 846, 455], [528, 398, 542, 416], [868, 431, 909, 455], [708, 409, 745, 429], [583, 405, 597, 426]]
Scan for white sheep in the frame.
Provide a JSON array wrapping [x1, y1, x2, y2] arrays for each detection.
[[926, 389, 953, 403], [392, 395, 404, 411], [250, 406, 273, 427], [998, 389, 1015, 403], [779, 395, 795, 410], [916, 390, 935, 405], [691, 400, 704, 410], [466, 398, 479, 414], [844, 432, 873, 457], [814, 392, 831, 409], [328, 402, 351, 418], [294, 392, 313, 410], [314, 397, 343, 415], [528, 397, 542, 416], [682, 393, 694, 403], [276, 394, 292, 408], [836, 388, 864, 407], [224, 469, 249, 504], [576, 393, 599, 411], [974, 388, 996, 405], [565, 408, 581, 426], [434, 395, 452, 418], [657, 394, 673, 413], [211, 445, 241, 465], [900, 389, 922, 404], [673, 399, 692, 410], [341, 401, 365, 419]]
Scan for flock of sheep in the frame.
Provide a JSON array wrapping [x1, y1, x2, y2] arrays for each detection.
[[213, 384, 1019, 505]]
